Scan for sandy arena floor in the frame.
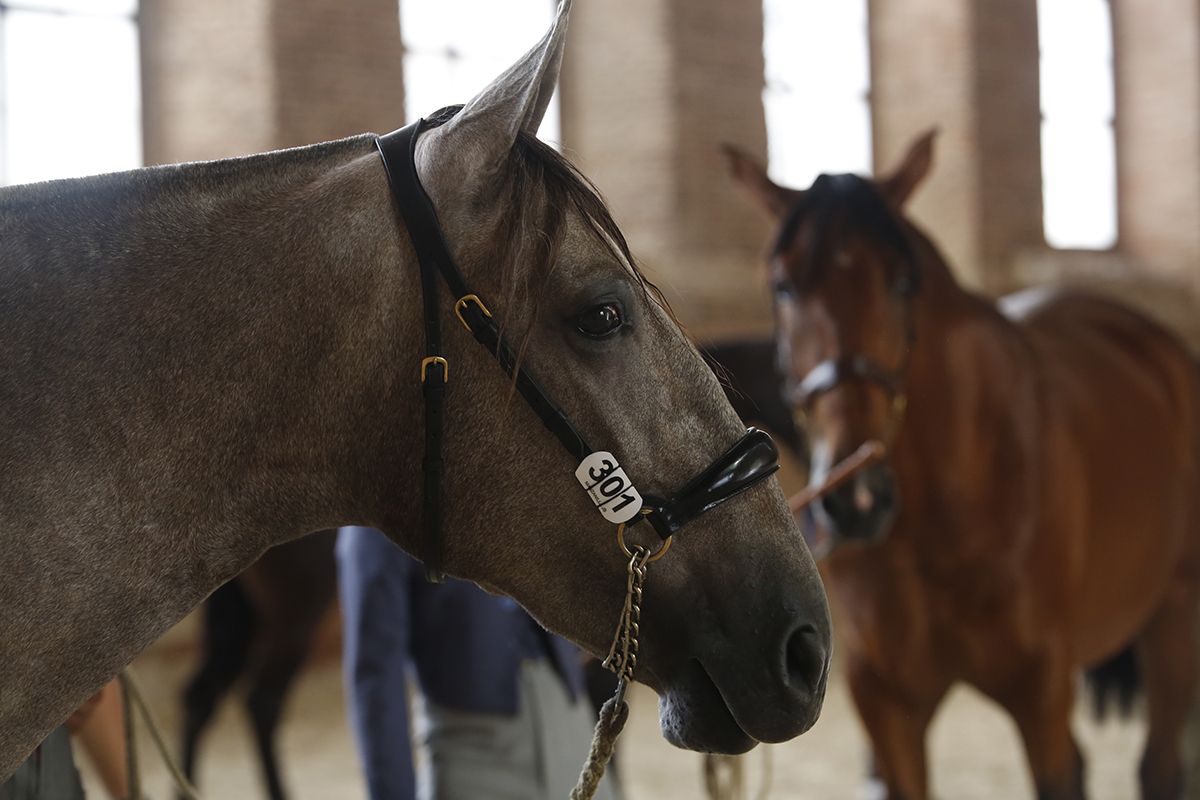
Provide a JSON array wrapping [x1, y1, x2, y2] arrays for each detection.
[[79, 646, 1147, 800]]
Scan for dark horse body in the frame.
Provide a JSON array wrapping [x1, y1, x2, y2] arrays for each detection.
[[180, 531, 336, 800], [724, 133, 1200, 800]]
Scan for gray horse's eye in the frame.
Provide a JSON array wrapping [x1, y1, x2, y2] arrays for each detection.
[[574, 303, 625, 338]]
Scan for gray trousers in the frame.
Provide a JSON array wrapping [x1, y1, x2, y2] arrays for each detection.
[[415, 661, 619, 800], [0, 728, 84, 800]]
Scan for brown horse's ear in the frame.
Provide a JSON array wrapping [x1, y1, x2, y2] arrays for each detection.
[[720, 143, 802, 219], [878, 128, 938, 209]]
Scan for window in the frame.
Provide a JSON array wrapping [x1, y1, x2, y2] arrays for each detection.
[[0, 0, 140, 186], [399, 0, 559, 146], [762, 0, 872, 188], [1038, 0, 1117, 249]]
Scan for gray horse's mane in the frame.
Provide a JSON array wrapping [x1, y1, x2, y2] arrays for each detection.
[[0, 135, 375, 213], [0, 111, 670, 371]]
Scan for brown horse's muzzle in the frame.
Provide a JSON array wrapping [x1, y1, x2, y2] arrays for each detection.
[[817, 460, 898, 544]]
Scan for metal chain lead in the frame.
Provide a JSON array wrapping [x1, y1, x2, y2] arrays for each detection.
[[603, 545, 651, 688], [571, 544, 653, 800]]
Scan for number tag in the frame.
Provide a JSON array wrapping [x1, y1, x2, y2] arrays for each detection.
[[575, 451, 644, 524]]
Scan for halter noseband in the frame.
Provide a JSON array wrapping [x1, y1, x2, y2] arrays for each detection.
[[375, 119, 780, 581], [791, 351, 909, 431]]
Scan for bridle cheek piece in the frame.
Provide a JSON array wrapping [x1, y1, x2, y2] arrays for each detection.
[[791, 353, 909, 441], [375, 119, 781, 582]]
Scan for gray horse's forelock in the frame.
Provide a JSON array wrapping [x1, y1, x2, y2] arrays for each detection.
[[421, 105, 673, 379]]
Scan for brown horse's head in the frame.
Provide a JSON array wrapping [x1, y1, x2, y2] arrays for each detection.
[[723, 132, 936, 547]]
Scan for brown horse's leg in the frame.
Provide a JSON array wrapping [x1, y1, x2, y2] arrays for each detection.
[[1001, 653, 1085, 800], [846, 658, 943, 800], [1136, 591, 1199, 800]]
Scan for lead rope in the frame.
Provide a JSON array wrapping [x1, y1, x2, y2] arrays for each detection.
[[570, 544, 651, 800], [117, 669, 202, 800], [703, 748, 774, 800]]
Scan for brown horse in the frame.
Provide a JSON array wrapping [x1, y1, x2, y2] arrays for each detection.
[[723, 132, 1200, 800]]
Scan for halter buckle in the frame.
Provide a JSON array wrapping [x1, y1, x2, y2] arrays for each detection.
[[420, 356, 449, 383], [454, 293, 493, 332]]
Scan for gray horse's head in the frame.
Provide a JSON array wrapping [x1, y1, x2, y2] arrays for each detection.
[[378, 0, 830, 753]]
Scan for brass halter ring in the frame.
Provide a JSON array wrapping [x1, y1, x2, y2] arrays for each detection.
[[617, 508, 674, 563]]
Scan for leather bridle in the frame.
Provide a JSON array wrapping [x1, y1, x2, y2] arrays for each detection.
[[790, 352, 909, 446], [375, 118, 781, 581], [787, 286, 917, 451]]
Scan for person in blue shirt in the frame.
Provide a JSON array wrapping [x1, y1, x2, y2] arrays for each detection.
[[336, 526, 617, 800]]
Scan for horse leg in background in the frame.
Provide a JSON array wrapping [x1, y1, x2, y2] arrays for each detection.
[[846, 658, 944, 800], [1134, 585, 1200, 800], [244, 630, 316, 800], [240, 531, 338, 800], [180, 579, 258, 796], [998, 652, 1085, 800]]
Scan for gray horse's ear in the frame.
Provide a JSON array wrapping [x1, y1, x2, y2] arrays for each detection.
[[416, 0, 571, 191], [878, 128, 938, 209], [720, 143, 802, 220]]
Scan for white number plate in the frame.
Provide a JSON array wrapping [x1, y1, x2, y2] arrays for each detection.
[[574, 451, 644, 524]]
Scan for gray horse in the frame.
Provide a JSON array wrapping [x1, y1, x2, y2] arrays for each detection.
[[0, 0, 830, 778]]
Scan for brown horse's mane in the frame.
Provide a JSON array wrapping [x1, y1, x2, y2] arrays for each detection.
[[774, 173, 920, 298]]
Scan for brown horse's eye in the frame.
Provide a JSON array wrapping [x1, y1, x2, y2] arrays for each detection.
[[575, 303, 625, 338]]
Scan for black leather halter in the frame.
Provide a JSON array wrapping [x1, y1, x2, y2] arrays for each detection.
[[793, 354, 902, 406], [375, 118, 781, 581], [788, 304, 914, 445]]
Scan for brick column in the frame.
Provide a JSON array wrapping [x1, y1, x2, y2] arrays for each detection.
[[139, 0, 404, 164], [869, 0, 1042, 292], [1112, 0, 1200, 286], [560, 0, 774, 337]]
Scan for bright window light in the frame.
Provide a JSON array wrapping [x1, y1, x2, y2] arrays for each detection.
[[763, 0, 872, 188], [1039, 0, 1117, 249], [399, 0, 559, 147], [0, 0, 140, 186]]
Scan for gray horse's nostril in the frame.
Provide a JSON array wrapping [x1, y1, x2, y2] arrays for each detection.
[[785, 622, 828, 695]]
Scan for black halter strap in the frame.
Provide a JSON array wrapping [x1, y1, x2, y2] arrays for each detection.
[[375, 118, 780, 581]]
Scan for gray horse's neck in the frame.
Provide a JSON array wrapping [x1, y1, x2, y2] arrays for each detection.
[[0, 135, 424, 776]]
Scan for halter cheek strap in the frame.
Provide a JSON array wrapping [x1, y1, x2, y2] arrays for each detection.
[[375, 118, 781, 581], [377, 121, 596, 580]]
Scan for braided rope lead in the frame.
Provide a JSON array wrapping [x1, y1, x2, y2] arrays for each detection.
[[570, 687, 630, 800], [572, 543, 650, 800]]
